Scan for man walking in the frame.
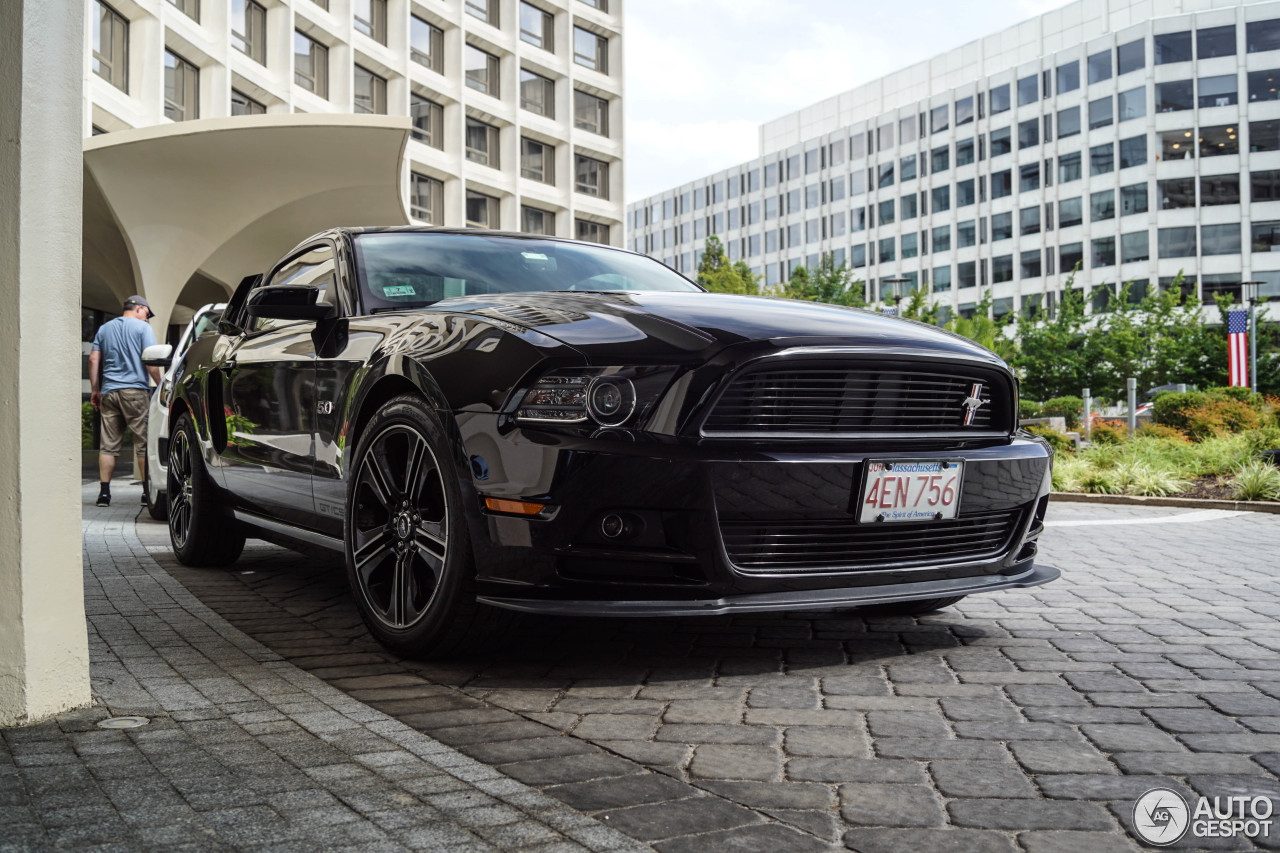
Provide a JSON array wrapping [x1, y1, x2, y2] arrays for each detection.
[[89, 295, 161, 507]]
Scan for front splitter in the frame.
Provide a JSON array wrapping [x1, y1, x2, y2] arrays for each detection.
[[477, 562, 1060, 618]]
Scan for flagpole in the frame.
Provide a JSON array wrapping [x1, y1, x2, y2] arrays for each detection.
[[1243, 281, 1262, 394]]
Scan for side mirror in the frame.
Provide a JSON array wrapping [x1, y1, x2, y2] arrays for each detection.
[[246, 284, 338, 322], [141, 344, 173, 368]]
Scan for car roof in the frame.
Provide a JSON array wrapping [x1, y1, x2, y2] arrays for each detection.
[[289, 226, 642, 260]]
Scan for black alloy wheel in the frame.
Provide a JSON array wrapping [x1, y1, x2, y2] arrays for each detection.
[[345, 394, 512, 658], [167, 412, 245, 566], [350, 423, 449, 630]]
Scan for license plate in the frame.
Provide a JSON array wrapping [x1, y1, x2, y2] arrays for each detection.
[[858, 459, 964, 523]]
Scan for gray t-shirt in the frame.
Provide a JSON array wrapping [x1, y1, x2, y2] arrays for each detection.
[[92, 316, 157, 394]]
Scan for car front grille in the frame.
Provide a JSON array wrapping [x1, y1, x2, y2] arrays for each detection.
[[720, 510, 1022, 574], [702, 362, 1008, 438]]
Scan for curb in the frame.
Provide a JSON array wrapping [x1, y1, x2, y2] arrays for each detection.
[[1050, 491, 1280, 515]]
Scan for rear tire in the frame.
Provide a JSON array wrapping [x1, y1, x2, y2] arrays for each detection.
[[144, 466, 168, 521], [861, 596, 966, 616], [167, 412, 245, 567], [345, 394, 513, 659]]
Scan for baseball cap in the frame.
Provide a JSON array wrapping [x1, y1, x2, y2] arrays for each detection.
[[123, 295, 154, 319]]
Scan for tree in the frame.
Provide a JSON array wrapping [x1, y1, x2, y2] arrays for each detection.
[[1012, 281, 1096, 401], [900, 288, 940, 325], [944, 291, 1018, 363], [770, 253, 866, 306], [696, 236, 761, 295]]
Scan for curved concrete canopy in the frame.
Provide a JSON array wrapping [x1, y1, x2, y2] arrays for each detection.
[[83, 114, 411, 329]]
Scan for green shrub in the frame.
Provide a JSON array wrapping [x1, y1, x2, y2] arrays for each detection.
[[1182, 399, 1263, 440], [1152, 391, 1209, 431], [1051, 454, 1090, 492], [1089, 419, 1128, 445], [1136, 422, 1188, 442], [1231, 460, 1280, 501], [1210, 386, 1259, 404], [1019, 399, 1042, 420], [1116, 461, 1190, 497], [1040, 396, 1084, 429], [1024, 424, 1073, 454], [1081, 468, 1123, 494], [1242, 426, 1280, 453]]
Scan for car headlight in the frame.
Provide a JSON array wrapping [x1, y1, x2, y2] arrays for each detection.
[[158, 376, 175, 408], [515, 367, 676, 429]]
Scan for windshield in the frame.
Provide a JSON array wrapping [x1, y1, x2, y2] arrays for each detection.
[[353, 233, 700, 312]]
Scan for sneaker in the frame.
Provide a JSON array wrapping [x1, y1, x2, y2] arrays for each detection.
[[141, 492, 149, 506], [96, 492, 111, 507]]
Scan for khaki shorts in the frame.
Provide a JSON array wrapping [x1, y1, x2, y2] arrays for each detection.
[[99, 388, 150, 456]]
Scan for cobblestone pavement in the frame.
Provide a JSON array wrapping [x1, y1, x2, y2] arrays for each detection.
[[0, 484, 648, 853], [140, 501, 1280, 853]]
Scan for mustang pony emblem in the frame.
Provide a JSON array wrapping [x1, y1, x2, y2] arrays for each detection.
[[962, 383, 985, 425]]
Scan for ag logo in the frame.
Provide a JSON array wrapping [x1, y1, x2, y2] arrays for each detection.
[[1133, 788, 1190, 846]]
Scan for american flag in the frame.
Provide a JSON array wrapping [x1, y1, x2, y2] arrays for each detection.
[[1228, 308, 1250, 387]]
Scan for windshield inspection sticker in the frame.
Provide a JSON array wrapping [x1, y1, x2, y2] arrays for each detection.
[[520, 252, 549, 260], [382, 284, 417, 297], [1132, 788, 1273, 846]]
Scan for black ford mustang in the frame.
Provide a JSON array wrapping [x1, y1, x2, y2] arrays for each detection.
[[166, 227, 1056, 656]]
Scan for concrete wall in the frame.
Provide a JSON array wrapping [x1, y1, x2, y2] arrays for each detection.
[[0, 0, 92, 726]]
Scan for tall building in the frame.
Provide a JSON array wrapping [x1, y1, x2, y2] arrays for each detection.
[[629, 0, 1280, 321], [85, 0, 624, 246]]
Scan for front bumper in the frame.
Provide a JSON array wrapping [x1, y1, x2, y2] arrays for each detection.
[[459, 416, 1055, 613]]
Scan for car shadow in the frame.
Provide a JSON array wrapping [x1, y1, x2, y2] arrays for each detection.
[[187, 538, 996, 688]]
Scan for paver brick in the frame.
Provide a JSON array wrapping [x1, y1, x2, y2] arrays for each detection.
[[838, 783, 945, 827]]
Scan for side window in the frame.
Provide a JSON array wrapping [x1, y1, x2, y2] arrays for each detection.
[[252, 245, 336, 333]]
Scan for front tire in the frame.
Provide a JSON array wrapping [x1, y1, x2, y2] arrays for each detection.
[[167, 412, 245, 566], [345, 394, 512, 658]]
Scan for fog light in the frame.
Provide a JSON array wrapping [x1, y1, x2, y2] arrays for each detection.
[[600, 512, 643, 540]]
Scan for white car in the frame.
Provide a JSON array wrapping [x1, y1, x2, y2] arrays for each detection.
[[141, 303, 225, 519]]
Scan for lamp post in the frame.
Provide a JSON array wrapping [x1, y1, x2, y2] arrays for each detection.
[[1240, 281, 1263, 394], [881, 276, 910, 315]]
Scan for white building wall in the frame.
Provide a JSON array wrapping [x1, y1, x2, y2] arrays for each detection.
[[628, 0, 1280, 322], [84, 0, 624, 255]]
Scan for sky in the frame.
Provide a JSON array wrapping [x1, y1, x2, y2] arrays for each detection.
[[622, 0, 1070, 204]]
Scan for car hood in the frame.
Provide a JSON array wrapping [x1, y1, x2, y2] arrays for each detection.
[[434, 291, 1007, 367]]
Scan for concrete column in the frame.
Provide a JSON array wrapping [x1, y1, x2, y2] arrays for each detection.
[[0, 0, 92, 725]]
